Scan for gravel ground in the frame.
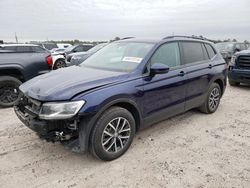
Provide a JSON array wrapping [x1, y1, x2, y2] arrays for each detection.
[[0, 84, 250, 188]]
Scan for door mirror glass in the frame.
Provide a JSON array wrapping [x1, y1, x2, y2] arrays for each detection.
[[150, 63, 170, 75]]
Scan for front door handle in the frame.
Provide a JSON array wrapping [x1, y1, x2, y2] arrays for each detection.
[[179, 71, 185, 77]]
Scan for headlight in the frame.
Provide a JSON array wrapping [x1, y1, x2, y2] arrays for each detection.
[[229, 55, 236, 66], [39, 100, 85, 120]]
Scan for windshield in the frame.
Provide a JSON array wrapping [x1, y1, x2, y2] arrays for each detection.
[[80, 42, 154, 72], [87, 43, 107, 54], [65, 45, 76, 52], [216, 43, 234, 51]]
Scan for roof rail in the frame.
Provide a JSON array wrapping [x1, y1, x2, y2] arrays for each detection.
[[119, 37, 135, 40], [162, 35, 207, 40]]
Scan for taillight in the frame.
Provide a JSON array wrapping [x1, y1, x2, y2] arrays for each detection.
[[46, 55, 53, 68]]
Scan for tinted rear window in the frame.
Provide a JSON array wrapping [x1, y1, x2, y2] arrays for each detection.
[[182, 42, 206, 64], [205, 44, 216, 59], [2, 46, 16, 51], [16, 46, 32, 52], [32, 46, 46, 52]]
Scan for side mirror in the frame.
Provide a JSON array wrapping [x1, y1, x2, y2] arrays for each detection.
[[150, 63, 170, 75]]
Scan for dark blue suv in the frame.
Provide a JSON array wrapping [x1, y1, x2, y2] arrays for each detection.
[[14, 36, 227, 161]]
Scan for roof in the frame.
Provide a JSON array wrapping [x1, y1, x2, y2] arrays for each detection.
[[116, 36, 213, 44], [216, 42, 245, 44], [0, 43, 39, 47], [116, 38, 161, 43]]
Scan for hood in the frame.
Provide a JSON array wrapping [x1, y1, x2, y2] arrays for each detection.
[[20, 66, 128, 101], [235, 50, 250, 56]]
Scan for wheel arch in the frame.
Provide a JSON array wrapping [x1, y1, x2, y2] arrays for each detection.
[[0, 67, 25, 82], [78, 98, 142, 152], [213, 78, 225, 95]]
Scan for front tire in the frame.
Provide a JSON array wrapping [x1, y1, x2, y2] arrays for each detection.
[[0, 76, 22, 107], [89, 107, 136, 161], [199, 83, 222, 114]]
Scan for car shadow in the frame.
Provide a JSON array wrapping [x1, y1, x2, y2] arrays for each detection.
[[230, 83, 250, 90]]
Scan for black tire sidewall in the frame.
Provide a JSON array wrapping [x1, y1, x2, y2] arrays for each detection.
[[0, 76, 22, 107], [90, 107, 136, 161], [54, 59, 66, 70], [206, 83, 221, 113]]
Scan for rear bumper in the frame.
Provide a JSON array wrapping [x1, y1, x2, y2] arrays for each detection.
[[228, 67, 250, 84]]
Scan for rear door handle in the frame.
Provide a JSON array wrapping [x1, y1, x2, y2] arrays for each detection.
[[178, 71, 185, 77], [208, 64, 213, 69]]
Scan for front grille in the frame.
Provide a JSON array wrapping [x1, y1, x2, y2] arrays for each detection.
[[237, 55, 250, 69], [18, 94, 41, 117]]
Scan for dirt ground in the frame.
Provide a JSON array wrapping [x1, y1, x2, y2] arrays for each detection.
[[0, 85, 250, 188]]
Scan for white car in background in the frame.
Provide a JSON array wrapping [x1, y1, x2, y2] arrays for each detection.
[[51, 54, 66, 70], [57, 43, 72, 49], [51, 44, 72, 69]]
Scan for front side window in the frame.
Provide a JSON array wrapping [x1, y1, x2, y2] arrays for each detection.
[[182, 42, 206, 64], [74, 46, 84, 52], [82, 45, 93, 51], [150, 42, 181, 68], [81, 42, 154, 72]]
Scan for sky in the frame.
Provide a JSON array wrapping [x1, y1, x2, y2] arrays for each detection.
[[0, 0, 249, 42]]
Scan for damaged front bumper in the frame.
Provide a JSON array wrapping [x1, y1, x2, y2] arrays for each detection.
[[14, 95, 79, 142]]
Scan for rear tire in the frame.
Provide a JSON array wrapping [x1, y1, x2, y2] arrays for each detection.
[[0, 76, 22, 107], [229, 80, 240, 86], [89, 107, 135, 161], [53, 59, 66, 70], [199, 82, 221, 114]]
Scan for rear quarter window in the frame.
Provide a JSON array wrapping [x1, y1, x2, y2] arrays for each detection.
[[32, 46, 46, 52], [2, 46, 17, 51], [16, 46, 32, 52], [205, 43, 216, 59]]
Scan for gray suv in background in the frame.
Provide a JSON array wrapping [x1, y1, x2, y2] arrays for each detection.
[[66, 43, 107, 66], [0, 44, 52, 107]]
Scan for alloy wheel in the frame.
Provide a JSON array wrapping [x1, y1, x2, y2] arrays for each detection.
[[208, 87, 220, 111], [101, 117, 131, 153], [55, 60, 66, 69], [0, 84, 19, 104]]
